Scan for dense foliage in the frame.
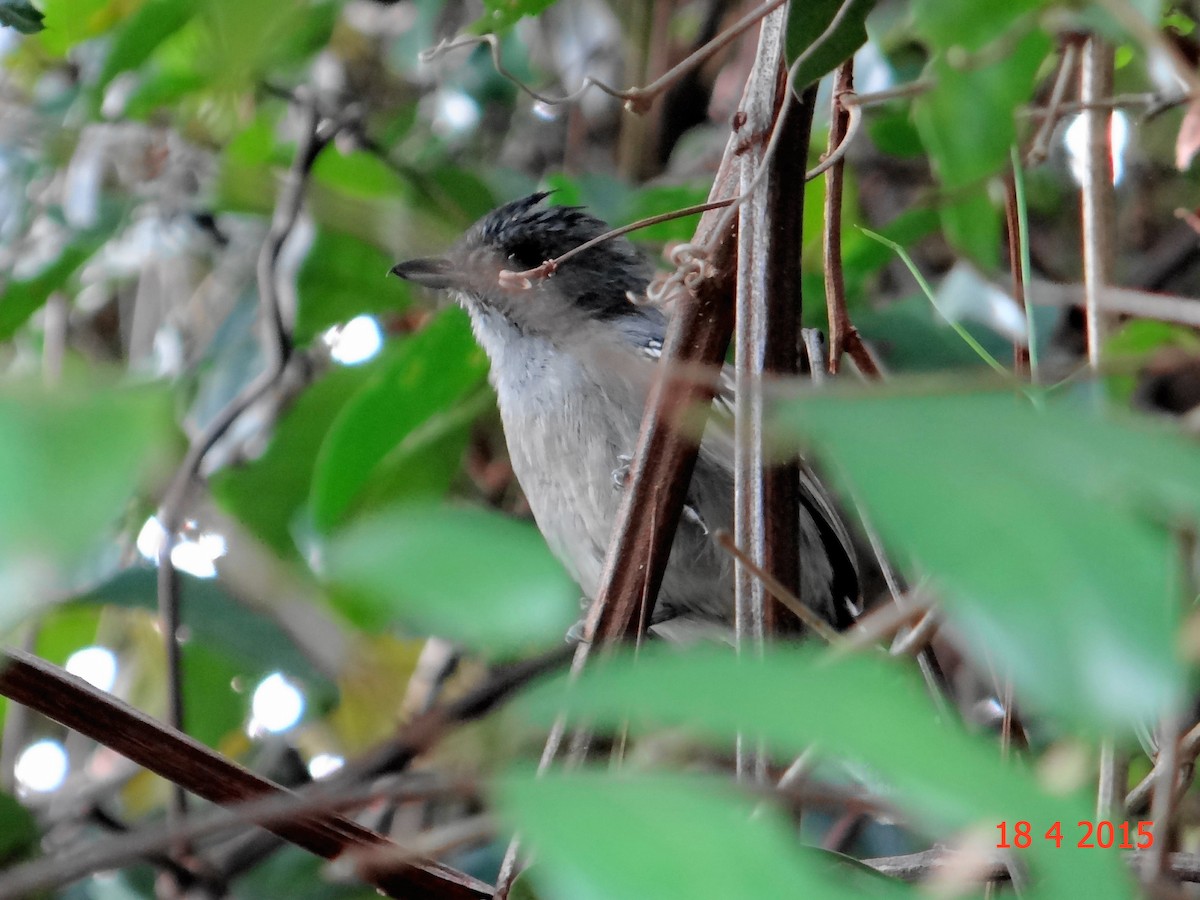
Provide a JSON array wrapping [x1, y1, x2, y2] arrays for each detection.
[[2, 0, 1200, 896]]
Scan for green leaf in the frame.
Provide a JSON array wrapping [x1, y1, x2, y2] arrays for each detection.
[[785, 0, 874, 90], [0, 0, 44, 34], [0, 382, 176, 624], [772, 389, 1191, 731], [309, 309, 487, 531], [182, 642, 245, 748], [516, 645, 1136, 899], [93, 0, 196, 95], [36, 0, 108, 54], [912, 30, 1049, 263], [913, 31, 1049, 189], [323, 505, 577, 653], [911, 0, 1045, 53], [313, 151, 408, 200], [473, 0, 559, 34], [496, 768, 912, 900], [0, 792, 38, 865], [295, 229, 410, 346]]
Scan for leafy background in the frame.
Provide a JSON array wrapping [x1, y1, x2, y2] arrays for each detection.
[[1, 0, 1200, 896]]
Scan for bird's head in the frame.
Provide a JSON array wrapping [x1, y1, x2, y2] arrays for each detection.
[[390, 193, 654, 339]]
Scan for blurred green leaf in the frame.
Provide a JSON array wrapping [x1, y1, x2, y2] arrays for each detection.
[[786, 0, 874, 89], [37, 0, 108, 53], [937, 186, 1002, 269], [182, 642, 244, 748], [323, 505, 577, 653], [853, 294, 1015, 372], [232, 845, 383, 899], [0, 0, 44, 34], [913, 30, 1049, 264], [0, 382, 175, 624], [772, 389, 1192, 731], [0, 792, 38, 866], [474, 0, 559, 34], [34, 604, 101, 667], [497, 768, 911, 900], [313, 151, 408, 200], [309, 309, 487, 531], [93, 0, 195, 95], [295, 229, 410, 345], [516, 645, 1135, 899], [911, 0, 1044, 53]]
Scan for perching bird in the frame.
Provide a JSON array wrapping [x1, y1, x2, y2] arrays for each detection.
[[391, 193, 858, 633]]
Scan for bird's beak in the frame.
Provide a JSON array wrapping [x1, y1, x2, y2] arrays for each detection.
[[388, 257, 458, 289]]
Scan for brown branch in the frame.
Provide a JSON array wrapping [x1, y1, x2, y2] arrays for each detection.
[[1025, 39, 1080, 166], [824, 60, 880, 378], [0, 774, 466, 899], [0, 643, 577, 897], [0, 649, 491, 899], [1078, 34, 1116, 369], [732, 0, 807, 659]]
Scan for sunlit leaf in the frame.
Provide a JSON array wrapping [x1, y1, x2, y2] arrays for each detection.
[[323, 505, 577, 654], [0, 382, 175, 624]]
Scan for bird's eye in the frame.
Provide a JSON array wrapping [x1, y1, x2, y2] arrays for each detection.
[[506, 237, 549, 271]]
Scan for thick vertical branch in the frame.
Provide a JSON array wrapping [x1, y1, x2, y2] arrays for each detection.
[[733, 0, 810, 653], [1079, 35, 1115, 368]]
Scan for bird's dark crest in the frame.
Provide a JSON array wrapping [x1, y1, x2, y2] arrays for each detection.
[[470, 192, 653, 320]]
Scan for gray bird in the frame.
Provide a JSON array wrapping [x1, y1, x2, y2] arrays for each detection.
[[391, 193, 858, 634]]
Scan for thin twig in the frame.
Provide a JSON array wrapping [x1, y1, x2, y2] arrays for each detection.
[[823, 62, 881, 378], [1004, 170, 1031, 377], [1026, 39, 1080, 166], [153, 96, 352, 828], [1079, 35, 1115, 369], [1009, 146, 1040, 381], [1148, 713, 1182, 883], [715, 530, 840, 644], [421, 0, 789, 114], [0, 775, 468, 899], [888, 609, 940, 658], [1127, 719, 1200, 813]]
